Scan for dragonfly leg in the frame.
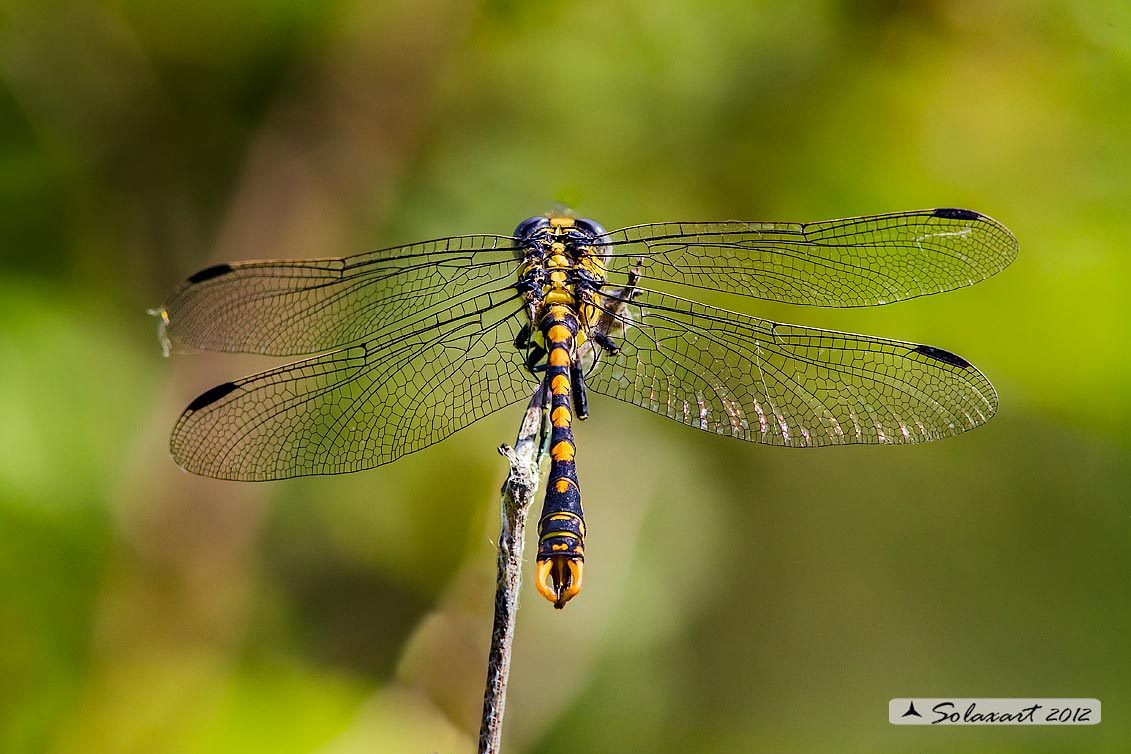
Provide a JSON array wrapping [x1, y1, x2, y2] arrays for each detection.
[[591, 331, 620, 356], [524, 344, 548, 371], [531, 378, 552, 457], [570, 360, 589, 420], [585, 254, 644, 361], [513, 322, 532, 349]]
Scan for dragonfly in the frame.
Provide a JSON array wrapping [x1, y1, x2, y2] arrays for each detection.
[[157, 208, 1017, 608]]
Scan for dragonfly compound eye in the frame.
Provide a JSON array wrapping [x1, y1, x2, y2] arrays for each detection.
[[574, 218, 608, 238], [513, 216, 550, 240]]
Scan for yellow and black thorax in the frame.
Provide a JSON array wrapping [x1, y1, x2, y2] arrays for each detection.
[[513, 215, 611, 366]]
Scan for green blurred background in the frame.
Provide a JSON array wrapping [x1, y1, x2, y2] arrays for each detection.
[[2, 0, 1129, 752]]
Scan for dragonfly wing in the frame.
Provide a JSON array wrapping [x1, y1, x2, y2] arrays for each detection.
[[584, 288, 997, 447], [600, 208, 1018, 307], [170, 288, 534, 480], [160, 234, 520, 355]]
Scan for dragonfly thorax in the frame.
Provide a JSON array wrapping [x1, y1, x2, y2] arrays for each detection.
[[513, 215, 611, 353]]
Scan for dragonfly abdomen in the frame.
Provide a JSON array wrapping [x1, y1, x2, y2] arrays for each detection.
[[535, 304, 587, 609]]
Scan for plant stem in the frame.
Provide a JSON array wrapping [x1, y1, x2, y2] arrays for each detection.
[[478, 391, 546, 754]]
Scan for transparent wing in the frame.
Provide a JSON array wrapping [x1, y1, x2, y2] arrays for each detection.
[[584, 288, 997, 447], [160, 234, 520, 355], [599, 208, 1018, 307], [170, 287, 535, 480]]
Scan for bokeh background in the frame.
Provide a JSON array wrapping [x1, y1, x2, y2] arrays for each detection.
[[2, 0, 1129, 752]]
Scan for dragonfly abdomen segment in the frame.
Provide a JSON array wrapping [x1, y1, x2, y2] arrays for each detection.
[[535, 304, 586, 608]]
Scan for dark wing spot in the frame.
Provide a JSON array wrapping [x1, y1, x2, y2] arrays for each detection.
[[932, 208, 981, 221], [186, 381, 240, 411], [187, 263, 234, 284], [913, 344, 972, 368]]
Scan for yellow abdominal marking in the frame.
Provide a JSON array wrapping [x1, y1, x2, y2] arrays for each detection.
[[547, 324, 572, 343], [551, 406, 572, 427], [545, 510, 584, 535], [551, 441, 575, 462], [543, 530, 580, 543], [551, 375, 570, 395], [548, 347, 571, 367]]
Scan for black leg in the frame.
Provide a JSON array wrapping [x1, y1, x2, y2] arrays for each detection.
[[524, 344, 547, 372], [570, 361, 589, 420], [592, 332, 620, 355], [514, 323, 532, 349]]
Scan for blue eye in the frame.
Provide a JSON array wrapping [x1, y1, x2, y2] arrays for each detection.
[[574, 218, 608, 238], [513, 216, 549, 239]]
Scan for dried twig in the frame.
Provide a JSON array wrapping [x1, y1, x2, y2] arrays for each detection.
[[478, 390, 547, 754]]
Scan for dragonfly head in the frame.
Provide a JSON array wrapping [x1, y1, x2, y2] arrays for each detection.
[[513, 216, 608, 242], [536, 555, 584, 609], [513, 215, 611, 269]]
